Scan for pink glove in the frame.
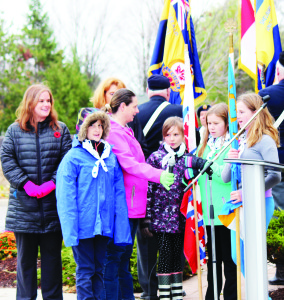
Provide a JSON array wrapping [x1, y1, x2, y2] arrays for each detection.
[[37, 181, 56, 199], [23, 181, 40, 197]]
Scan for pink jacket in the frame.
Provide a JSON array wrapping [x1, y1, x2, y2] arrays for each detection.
[[107, 119, 162, 218]]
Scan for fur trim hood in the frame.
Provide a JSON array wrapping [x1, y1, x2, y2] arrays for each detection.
[[78, 111, 110, 141]]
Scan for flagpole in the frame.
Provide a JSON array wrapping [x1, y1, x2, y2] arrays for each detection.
[[192, 183, 203, 300], [225, 19, 242, 300]]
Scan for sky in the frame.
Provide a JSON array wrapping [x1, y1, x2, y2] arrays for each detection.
[[0, 0, 283, 93]]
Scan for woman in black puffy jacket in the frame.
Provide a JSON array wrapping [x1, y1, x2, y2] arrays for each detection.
[[0, 84, 72, 300]]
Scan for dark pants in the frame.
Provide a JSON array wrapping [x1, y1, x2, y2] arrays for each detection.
[[72, 236, 109, 300], [136, 222, 159, 299], [102, 218, 139, 300], [156, 232, 184, 274], [205, 225, 237, 300], [15, 231, 63, 300]]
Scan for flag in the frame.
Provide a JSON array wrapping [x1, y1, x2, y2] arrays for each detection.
[[238, 0, 256, 79], [218, 201, 245, 275], [183, 44, 196, 153], [226, 50, 245, 275], [239, 0, 282, 92], [255, 0, 282, 90], [148, 0, 206, 105], [180, 185, 206, 274]]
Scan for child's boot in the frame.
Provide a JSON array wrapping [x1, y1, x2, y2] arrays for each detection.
[[158, 273, 171, 300], [171, 272, 183, 300]]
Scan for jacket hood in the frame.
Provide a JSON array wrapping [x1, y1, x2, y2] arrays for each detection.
[[78, 111, 110, 141]]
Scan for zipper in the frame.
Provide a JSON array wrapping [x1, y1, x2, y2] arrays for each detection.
[[36, 129, 45, 231], [131, 185, 135, 208]]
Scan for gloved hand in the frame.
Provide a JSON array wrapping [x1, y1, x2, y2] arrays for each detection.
[[185, 154, 207, 170], [160, 171, 174, 191], [37, 181, 56, 199], [23, 181, 40, 197], [184, 167, 199, 181], [140, 218, 153, 238]]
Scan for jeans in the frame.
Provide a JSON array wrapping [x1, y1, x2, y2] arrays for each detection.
[[72, 236, 109, 300], [102, 218, 139, 300]]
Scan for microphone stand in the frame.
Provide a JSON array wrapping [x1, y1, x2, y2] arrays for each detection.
[[184, 95, 270, 193]]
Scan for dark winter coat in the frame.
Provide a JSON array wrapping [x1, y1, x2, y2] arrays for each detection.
[[0, 119, 72, 233], [146, 143, 186, 233], [259, 79, 284, 166]]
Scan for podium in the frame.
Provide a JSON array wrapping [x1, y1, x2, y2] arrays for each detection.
[[224, 159, 284, 300]]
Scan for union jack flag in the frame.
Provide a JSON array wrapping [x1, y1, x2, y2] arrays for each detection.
[[180, 185, 206, 274]]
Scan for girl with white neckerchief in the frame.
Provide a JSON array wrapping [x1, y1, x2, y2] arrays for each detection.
[[187, 103, 237, 300]]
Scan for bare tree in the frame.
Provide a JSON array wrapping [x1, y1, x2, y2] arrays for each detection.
[[48, 0, 115, 89], [123, 0, 163, 94]]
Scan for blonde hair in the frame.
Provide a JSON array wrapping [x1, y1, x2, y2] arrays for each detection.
[[162, 117, 184, 139], [16, 84, 59, 133], [90, 77, 126, 108], [198, 102, 229, 157], [237, 93, 279, 148]]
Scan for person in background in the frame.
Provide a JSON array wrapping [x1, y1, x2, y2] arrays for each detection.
[[0, 84, 72, 300], [101, 88, 174, 300], [136, 74, 188, 300], [76, 77, 148, 156], [258, 51, 284, 286], [56, 111, 131, 300], [186, 103, 237, 300], [197, 104, 211, 143], [143, 117, 187, 300]]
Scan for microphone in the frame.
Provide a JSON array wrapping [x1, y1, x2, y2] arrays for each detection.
[[168, 156, 176, 173], [262, 95, 270, 103]]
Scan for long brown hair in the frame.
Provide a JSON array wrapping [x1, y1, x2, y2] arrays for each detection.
[[90, 77, 126, 108], [237, 93, 279, 147], [16, 84, 59, 132], [198, 103, 229, 157]]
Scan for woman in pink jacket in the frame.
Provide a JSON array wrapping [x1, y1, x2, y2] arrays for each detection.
[[101, 88, 174, 300]]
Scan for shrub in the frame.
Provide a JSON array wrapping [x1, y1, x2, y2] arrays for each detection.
[[0, 231, 17, 260], [130, 238, 142, 293], [267, 210, 284, 264], [61, 245, 76, 287]]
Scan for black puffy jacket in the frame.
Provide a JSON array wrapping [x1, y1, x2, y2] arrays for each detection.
[[0, 119, 72, 233]]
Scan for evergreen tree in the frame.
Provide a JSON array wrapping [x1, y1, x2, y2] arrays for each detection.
[[22, 0, 61, 81], [44, 56, 92, 134], [0, 19, 30, 133]]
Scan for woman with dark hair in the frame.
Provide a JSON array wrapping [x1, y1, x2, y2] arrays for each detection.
[[101, 88, 174, 300], [0, 84, 72, 300], [76, 77, 148, 156]]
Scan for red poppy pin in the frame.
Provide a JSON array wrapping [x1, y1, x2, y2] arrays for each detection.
[[54, 131, 61, 138]]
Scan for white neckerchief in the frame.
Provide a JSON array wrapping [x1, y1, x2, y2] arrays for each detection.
[[161, 142, 186, 168], [238, 132, 247, 158], [82, 139, 111, 178], [206, 132, 231, 160]]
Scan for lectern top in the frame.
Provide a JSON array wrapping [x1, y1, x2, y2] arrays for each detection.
[[224, 158, 284, 172]]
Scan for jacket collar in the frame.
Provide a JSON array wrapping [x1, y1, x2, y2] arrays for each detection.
[[149, 95, 168, 103], [110, 118, 134, 137]]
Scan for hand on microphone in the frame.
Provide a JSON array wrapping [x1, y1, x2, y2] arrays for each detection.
[[160, 171, 174, 191]]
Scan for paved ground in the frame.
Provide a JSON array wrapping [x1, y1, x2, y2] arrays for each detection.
[[0, 199, 8, 232], [0, 263, 281, 299]]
